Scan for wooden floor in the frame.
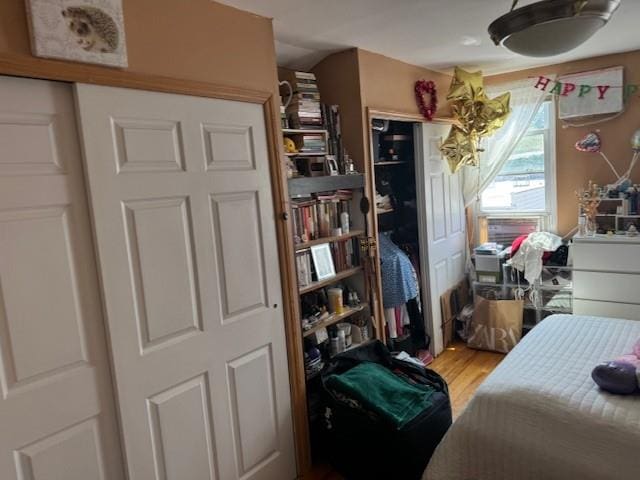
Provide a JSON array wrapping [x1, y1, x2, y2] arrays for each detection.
[[429, 341, 505, 418], [306, 342, 504, 479]]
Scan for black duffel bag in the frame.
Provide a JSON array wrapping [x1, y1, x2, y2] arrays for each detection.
[[320, 340, 452, 480]]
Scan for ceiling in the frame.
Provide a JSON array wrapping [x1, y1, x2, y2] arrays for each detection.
[[215, 0, 640, 75]]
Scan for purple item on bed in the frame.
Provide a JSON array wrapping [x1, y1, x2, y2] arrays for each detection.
[[592, 361, 638, 395]]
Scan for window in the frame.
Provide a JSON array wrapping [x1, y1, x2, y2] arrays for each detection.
[[478, 101, 556, 245]]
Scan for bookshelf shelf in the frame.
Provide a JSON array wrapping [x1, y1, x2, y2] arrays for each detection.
[[294, 229, 364, 251], [377, 208, 394, 215], [299, 266, 363, 295], [374, 161, 407, 166], [302, 303, 369, 338], [288, 174, 365, 196], [285, 152, 328, 157], [283, 128, 329, 135]]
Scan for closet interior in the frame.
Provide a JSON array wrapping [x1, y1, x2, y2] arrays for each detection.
[[371, 119, 430, 360]]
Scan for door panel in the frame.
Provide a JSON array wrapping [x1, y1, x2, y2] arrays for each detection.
[[75, 84, 295, 480], [415, 122, 467, 355], [0, 76, 123, 480], [147, 374, 217, 480], [210, 191, 269, 320]]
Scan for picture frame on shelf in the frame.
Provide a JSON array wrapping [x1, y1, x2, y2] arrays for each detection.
[[310, 243, 336, 281]]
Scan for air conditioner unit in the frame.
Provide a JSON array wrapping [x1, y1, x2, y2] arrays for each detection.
[[558, 66, 623, 120], [482, 216, 542, 246]]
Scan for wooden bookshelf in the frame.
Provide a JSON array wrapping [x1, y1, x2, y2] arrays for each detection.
[[302, 303, 368, 338], [294, 229, 364, 251], [299, 266, 363, 295]]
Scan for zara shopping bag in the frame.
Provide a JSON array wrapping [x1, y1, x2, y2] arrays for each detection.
[[468, 295, 523, 353]]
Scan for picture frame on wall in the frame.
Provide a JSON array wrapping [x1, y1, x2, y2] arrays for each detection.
[[310, 243, 336, 281], [25, 0, 128, 68]]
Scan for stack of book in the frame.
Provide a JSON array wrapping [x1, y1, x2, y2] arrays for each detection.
[[291, 190, 353, 244], [281, 71, 322, 129], [298, 133, 326, 154]]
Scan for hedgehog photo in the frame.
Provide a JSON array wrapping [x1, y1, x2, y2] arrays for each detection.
[[61, 5, 119, 53]]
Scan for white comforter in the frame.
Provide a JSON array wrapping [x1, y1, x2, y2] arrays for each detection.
[[425, 314, 640, 480]]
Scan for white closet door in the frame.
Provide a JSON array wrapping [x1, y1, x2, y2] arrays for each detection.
[[0, 76, 124, 479], [415, 122, 466, 355], [75, 84, 296, 480]]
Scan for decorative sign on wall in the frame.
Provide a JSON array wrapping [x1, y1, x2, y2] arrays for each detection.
[[25, 0, 128, 68], [533, 67, 626, 119]]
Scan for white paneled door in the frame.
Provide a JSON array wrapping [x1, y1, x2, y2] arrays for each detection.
[[415, 122, 466, 356], [75, 84, 296, 480], [0, 76, 124, 479]]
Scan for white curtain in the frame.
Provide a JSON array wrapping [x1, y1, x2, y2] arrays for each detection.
[[462, 76, 555, 207]]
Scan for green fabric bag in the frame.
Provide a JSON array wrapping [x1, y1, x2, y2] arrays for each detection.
[[325, 361, 435, 429]]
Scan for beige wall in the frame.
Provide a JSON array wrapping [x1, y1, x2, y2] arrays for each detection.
[[310, 48, 453, 172], [487, 50, 640, 235], [310, 50, 368, 172], [357, 49, 452, 119], [0, 0, 279, 94]]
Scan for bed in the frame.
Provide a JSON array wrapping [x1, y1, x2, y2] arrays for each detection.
[[424, 314, 640, 480]]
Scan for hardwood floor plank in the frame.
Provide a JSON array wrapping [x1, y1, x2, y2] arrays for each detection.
[[430, 341, 505, 418]]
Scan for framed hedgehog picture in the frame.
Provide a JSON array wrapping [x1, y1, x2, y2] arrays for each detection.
[[25, 0, 127, 67]]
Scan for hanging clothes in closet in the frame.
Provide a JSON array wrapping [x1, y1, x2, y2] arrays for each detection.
[[378, 232, 428, 350]]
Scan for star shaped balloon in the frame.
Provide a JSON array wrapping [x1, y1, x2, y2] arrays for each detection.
[[440, 67, 511, 172]]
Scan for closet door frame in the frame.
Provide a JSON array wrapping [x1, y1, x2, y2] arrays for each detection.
[[365, 108, 456, 349], [0, 55, 309, 476]]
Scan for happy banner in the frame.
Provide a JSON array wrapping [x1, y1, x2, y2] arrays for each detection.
[[534, 75, 639, 101]]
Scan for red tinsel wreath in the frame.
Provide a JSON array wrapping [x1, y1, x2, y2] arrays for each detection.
[[415, 80, 438, 121]]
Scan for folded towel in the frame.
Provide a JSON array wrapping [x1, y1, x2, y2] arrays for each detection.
[[326, 362, 435, 428]]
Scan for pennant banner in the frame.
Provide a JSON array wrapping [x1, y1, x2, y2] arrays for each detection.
[[533, 75, 639, 101]]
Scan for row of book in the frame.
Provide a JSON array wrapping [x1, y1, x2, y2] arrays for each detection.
[[280, 71, 322, 129], [291, 190, 353, 244], [321, 104, 343, 161], [296, 237, 361, 288]]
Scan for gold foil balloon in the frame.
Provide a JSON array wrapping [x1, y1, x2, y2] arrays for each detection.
[[440, 125, 479, 173], [475, 92, 511, 136], [440, 67, 511, 173], [447, 67, 485, 101]]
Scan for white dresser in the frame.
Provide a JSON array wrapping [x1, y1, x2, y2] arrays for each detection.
[[572, 234, 640, 320]]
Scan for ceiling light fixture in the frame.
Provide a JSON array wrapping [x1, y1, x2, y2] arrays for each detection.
[[488, 0, 621, 57]]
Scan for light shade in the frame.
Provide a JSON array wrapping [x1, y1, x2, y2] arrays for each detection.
[[488, 0, 620, 57]]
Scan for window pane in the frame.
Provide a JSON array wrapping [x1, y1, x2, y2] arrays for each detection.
[[529, 102, 549, 130], [481, 132, 546, 211]]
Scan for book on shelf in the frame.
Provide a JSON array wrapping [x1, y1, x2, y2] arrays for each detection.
[[296, 133, 326, 153], [321, 104, 343, 160], [280, 70, 323, 130], [291, 191, 353, 245], [296, 250, 313, 288], [295, 237, 361, 289]]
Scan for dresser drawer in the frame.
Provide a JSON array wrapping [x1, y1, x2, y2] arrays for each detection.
[[574, 271, 640, 304], [572, 242, 640, 273], [574, 299, 640, 321]]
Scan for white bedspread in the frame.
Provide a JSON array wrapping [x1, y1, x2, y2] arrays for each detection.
[[425, 314, 640, 480]]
